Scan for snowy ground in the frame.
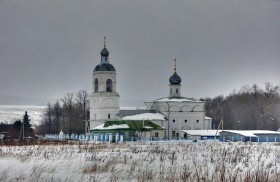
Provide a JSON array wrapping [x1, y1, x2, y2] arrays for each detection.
[[0, 105, 46, 126], [0, 142, 280, 182]]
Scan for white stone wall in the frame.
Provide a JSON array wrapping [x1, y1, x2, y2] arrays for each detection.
[[146, 100, 208, 138], [89, 70, 120, 130]]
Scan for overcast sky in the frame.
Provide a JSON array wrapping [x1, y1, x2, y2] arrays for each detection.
[[0, 0, 279, 106]]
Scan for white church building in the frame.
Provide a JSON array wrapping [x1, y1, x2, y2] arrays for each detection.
[[89, 39, 212, 138]]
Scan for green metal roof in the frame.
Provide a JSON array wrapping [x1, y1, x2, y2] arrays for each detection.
[[91, 120, 164, 132]]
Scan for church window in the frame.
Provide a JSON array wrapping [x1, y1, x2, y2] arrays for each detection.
[[173, 119, 175, 123], [196, 120, 199, 123], [94, 78, 98, 92], [108, 114, 111, 119], [185, 120, 187, 123], [106, 79, 112, 92], [176, 88, 178, 93]]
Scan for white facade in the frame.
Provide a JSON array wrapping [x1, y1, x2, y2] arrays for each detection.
[[89, 43, 211, 137], [144, 59, 211, 138], [145, 98, 209, 138]]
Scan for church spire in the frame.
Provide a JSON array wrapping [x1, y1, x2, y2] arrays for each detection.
[[174, 58, 177, 73], [100, 37, 109, 58], [169, 58, 181, 97], [169, 58, 181, 85]]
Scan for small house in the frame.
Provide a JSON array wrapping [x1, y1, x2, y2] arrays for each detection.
[[90, 120, 165, 141]]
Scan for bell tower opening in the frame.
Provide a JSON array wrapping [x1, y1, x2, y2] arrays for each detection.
[[106, 79, 113, 92], [94, 78, 98, 92]]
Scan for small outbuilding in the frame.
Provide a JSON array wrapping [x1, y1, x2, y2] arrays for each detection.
[[181, 130, 221, 140], [90, 120, 165, 141], [219, 130, 280, 142]]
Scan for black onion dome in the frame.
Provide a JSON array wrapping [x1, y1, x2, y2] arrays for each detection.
[[100, 47, 109, 57], [169, 72, 181, 85], [94, 63, 115, 71]]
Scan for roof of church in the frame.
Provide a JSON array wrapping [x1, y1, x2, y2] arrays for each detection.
[[169, 72, 181, 85], [147, 97, 204, 103], [123, 113, 166, 121], [94, 63, 116, 71], [169, 59, 181, 85], [94, 38, 115, 72], [118, 109, 156, 118], [100, 47, 109, 57]]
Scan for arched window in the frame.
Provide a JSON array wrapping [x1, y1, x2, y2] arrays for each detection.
[[94, 78, 98, 92], [173, 119, 175, 123], [106, 79, 112, 92], [176, 88, 178, 93], [108, 114, 111, 119]]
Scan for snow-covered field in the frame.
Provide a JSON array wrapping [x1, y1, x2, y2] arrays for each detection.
[[0, 142, 280, 182], [0, 105, 46, 126]]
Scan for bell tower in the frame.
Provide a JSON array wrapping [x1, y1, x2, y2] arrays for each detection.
[[89, 37, 120, 129]]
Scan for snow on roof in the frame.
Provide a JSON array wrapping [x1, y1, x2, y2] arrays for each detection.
[[181, 130, 221, 136], [221, 130, 257, 137], [120, 107, 146, 110], [123, 113, 166, 121], [144, 126, 153, 129], [205, 116, 212, 120], [118, 109, 156, 118], [183, 130, 280, 138], [92, 123, 129, 130], [250, 130, 280, 135], [151, 97, 203, 103], [221, 130, 280, 137]]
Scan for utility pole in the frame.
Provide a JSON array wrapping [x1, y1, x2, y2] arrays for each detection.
[[84, 119, 90, 135], [214, 117, 223, 140]]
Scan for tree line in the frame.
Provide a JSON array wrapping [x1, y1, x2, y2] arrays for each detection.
[[203, 83, 280, 130], [36, 90, 89, 135], [1, 111, 34, 140], [36, 83, 280, 135]]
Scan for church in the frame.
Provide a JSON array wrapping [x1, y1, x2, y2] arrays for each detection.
[[89, 39, 212, 139]]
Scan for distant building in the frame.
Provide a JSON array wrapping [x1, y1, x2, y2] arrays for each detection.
[[181, 130, 221, 140], [0, 123, 13, 139], [89, 39, 212, 138], [220, 130, 280, 142]]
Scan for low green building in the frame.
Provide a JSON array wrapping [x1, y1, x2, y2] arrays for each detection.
[[90, 120, 165, 141]]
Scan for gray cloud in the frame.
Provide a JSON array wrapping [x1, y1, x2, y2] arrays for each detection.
[[0, 0, 279, 106]]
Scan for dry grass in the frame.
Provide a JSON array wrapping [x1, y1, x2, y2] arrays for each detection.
[[1, 142, 280, 181]]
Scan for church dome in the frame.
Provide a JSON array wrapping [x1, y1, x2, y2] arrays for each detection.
[[169, 72, 181, 85], [94, 63, 116, 72], [101, 47, 109, 57]]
